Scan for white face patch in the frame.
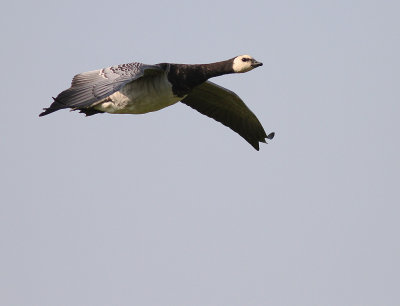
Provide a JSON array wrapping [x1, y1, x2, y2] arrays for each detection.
[[232, 54, 255, 73]]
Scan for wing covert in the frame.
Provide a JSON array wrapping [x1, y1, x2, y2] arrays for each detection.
[[39, 63, 163, 116]]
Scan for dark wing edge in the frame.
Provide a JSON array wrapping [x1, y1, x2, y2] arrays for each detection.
[[39, 63, 163, 117], [181, 81, 274, 150]]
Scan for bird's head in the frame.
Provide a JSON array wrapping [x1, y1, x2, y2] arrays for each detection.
[[232, 55, 263, 73]]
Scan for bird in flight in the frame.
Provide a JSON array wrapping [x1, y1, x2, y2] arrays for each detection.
[[40, 55, 274, 150]]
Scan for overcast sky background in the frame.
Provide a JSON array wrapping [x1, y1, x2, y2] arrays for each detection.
[[1, 0, 399, 305]]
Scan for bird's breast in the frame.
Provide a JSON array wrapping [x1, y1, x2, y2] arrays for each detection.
[[94, 74, 184, 114]]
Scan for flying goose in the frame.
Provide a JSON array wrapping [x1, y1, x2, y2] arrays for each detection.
[[40, 55, 274, 150]]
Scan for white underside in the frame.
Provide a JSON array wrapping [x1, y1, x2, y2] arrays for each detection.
[[93, 74, 184, 114]]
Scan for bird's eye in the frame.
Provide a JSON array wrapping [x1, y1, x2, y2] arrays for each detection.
[[242, 58, 248, 62]]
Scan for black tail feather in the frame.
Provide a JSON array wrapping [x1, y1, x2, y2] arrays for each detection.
[[39, 97, 67, 117], [76, 109, 104, 116], [39, 97, 103, 117]]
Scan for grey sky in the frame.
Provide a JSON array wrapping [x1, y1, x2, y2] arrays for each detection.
[[1, 0, 399, 305]]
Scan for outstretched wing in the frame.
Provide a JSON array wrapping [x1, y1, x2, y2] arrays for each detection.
[[181, 81, 274, 150], [40, 62, 163, 116]]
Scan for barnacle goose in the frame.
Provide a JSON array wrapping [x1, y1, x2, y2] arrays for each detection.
[[40, 55, 275, 150]]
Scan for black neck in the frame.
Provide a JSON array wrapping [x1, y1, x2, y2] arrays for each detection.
[[190, 58, 235, 80], [162, 58, 235, 97]]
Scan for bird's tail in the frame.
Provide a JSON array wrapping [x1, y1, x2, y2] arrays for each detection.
[[39, 97, 67, 117]]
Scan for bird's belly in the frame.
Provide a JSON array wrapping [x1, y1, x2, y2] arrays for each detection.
[[94, 75, 184, 114]]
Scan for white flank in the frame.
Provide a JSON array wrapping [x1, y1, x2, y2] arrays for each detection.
[[93, 73, 184, 114]]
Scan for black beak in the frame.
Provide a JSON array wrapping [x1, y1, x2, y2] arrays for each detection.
[[251, 60, 263, 68]]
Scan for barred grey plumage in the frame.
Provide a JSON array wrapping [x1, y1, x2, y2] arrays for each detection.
[[40, 63, 162, 116]]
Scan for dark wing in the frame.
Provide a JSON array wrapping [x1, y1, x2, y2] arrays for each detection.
[[39, 63, 163, 116], [181, 81, 274, 150]]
